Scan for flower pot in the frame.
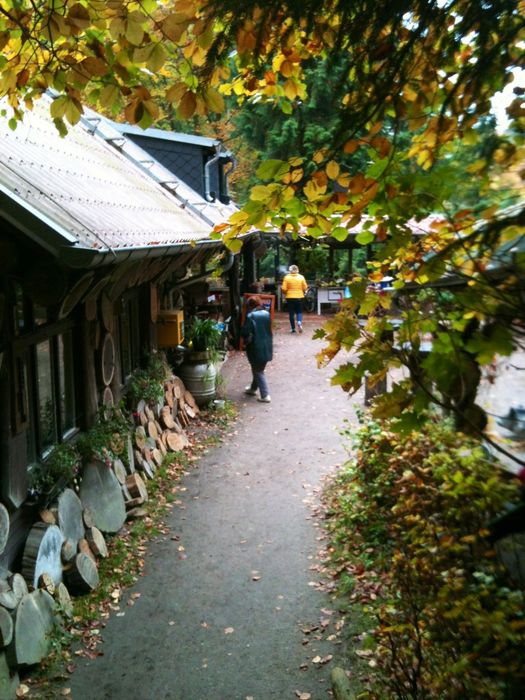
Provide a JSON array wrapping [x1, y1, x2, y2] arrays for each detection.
[[178, 360, 217, 406]]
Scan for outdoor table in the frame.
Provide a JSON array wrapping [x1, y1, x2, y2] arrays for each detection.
[[316, 286, 344, 314]]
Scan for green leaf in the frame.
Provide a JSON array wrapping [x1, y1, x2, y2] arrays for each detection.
[[147, 43, 168, 73], [282, 197, 305, 217], [331, 226, 349, 242], [256, 159, 288, 181], [366, 157, 389, 179], [355, 230, 375, 245]]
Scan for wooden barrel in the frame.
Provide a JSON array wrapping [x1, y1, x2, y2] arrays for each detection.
[[177, 362, 217, 407]]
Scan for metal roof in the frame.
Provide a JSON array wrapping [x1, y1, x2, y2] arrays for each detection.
[[110, 122, 222, 149], [0, 95, 225, 267], [92, 114, 238, 228]]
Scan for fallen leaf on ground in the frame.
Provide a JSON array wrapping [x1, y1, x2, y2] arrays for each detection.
[[295, 692, 311, 700], [224, 627, 234, 634]]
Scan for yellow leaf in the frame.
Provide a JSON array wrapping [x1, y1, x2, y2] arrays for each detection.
[[466, 158, 486, 173], [166, 83, 186, 104], [416, 149, 433, 169], [229, 211, 249, 224], [204, 88, 225, 113], [251, 185, 272, 201], [303, 181, 318, 201], [147, 44, 167, 73], [178, 91, 197, 119], [283, 79, 299, 100], [226, 239, 243, 253], [99, 84, 120, 109], [280, 60, 294, 77], [326, 160, 340, 179], [284, 168, 303, 184], [64, 97, 82, 125], [404, 85, 418, 102]]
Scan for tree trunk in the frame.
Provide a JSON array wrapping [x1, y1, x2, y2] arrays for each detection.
[[57, 489, 85, 560], [54, 582, 73, 619], [21, 523, 64, 589], [0, 505, 9, 557], [79, 461, 126, 534], [78, 539, 96, 563], [0, 652, 19, 700], [7, 590, 57, 666], [0, 607, 13, 647], [64, 553, 99, 595], [112, 458, 127, 485], [85, 527, 108, 559], [125, 474, 148, 502]]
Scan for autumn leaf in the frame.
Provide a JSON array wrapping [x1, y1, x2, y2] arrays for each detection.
[[326, 160, 340, 179], [178, 91, 197, 119]]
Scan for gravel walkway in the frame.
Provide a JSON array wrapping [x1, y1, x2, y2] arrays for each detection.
[[67, 312, 358, 700]]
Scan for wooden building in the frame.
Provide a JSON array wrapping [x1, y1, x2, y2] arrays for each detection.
[[0, 94, 239, 570]]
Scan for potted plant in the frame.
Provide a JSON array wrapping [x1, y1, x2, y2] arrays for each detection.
[[185, 317, 223, 362], [28, 442, 81, 506], [179, 317, 224, 405]]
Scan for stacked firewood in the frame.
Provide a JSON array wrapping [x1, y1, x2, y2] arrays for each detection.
[[126, 376, 200, 511], [0, 375, 201, 691]]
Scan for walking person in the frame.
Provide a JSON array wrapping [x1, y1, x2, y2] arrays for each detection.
[[281, 264, 307, 333], [242, 296, 273, 403]]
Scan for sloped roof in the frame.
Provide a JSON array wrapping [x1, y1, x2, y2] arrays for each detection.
[[95, 116, 238, 227], [111, 123, 222, 149], [0, 95, 225, 268]]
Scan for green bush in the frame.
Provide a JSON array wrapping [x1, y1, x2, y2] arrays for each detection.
[[325, 416, 525, 699], [28, 442, 81, 504], [126, 352, 172, 407]]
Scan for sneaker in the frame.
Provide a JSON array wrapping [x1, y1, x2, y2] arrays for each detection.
[[257, 395, 271, 403], [297, 323, 303, 334], [244, 386, 257, 396], [290, 329, 296, 333]]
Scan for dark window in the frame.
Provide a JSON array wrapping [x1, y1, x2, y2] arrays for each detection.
[[119, 292, 140, 382], [36, 339, 56, 452], [12, 321, 78, 460]]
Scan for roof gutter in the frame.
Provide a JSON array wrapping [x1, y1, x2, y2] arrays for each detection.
[[59, 238, 225, 269], [170, 250, 236, 291], [0, 184, 78, 257], [204, 147, 223, 202]]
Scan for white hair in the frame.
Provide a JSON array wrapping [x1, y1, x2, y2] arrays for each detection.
[[288, 264, 299, 273]]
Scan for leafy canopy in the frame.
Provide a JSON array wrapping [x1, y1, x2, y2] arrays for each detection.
[[1, 0, 524, 444]]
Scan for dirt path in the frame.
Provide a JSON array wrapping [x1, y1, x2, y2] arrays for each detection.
[[68, 312, 359, 700]]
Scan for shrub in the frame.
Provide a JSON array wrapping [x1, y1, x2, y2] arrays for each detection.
[[325, 416, 525, 699]]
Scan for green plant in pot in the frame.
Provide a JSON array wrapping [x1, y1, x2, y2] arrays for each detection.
[[28, 442, 81, 505], [180, 317, 223, 406], [186, 317, 222, 362]]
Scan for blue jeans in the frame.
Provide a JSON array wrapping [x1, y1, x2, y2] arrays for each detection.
[[287, 299, 303, 330], [249, 362, 270, 398]]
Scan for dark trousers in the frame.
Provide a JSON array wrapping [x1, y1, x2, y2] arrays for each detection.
[[248, 362, 269, 398], [287, 299, 303, 330]]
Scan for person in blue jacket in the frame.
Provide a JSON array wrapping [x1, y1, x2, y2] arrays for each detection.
[[241, 295, 273, 403]]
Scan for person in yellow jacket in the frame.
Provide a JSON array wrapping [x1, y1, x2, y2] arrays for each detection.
[[281, 264, 307, 333]]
